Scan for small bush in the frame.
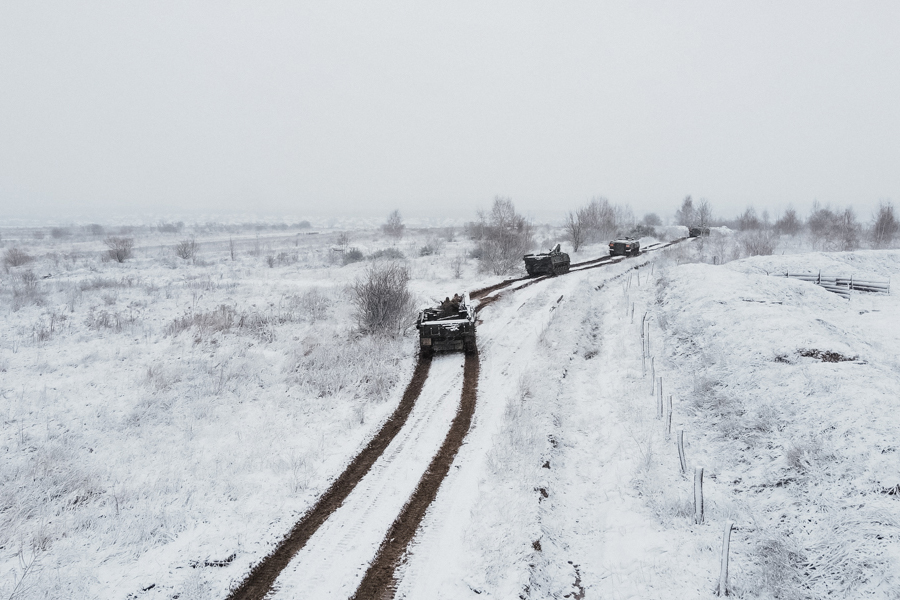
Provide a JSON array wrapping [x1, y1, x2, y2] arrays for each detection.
[[370, 248, 404, 260], [343, 248, 364, 265], [174, 238, 198, 260], [740, 230, 776, 256], [351, 261, 415, 335], [50, 227, 71, 239], [3, 247, 33, 268], [104, 237, 134, 263]]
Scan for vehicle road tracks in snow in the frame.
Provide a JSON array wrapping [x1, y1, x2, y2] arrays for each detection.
[[225, 356, 432, 600], [351, 350, 481, 600]]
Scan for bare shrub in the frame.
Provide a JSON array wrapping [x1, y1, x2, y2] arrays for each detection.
[[85, 308, 123, 332], [104, 237, 134, 263], [4, 247, 33, 268], [419, 233, 444, 256], [288, 333, 405, 400], [343, 248, 364, 265], [301, 288, 331, 323], [165, 304, 276, 341], [370, 248, 404, 260], [50, 227, 71, 239], [351, 261, 415, 335], [174, 238, 198, 260], [478, 196, 533, 275], [740, 230, 776, 256]]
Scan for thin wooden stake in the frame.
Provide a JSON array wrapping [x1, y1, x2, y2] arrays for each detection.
[[694, 467, 705, 524], [650, 358, 655, 394], [718, 520, 735, 596], [657, 378, 663, 419], [677, 430, 686, 473]]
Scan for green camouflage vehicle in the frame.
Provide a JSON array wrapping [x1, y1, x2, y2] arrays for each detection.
[[523, 244, 570, 276], [416, 292, 476, 356]]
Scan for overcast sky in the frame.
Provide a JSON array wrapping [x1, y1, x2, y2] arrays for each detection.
[[1, 1, 898, 224]]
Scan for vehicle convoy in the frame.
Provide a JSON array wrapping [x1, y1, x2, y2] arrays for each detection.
[[609, 237, 641, 256], [416, 292, 476, 356], [523, 243, 570, 276]]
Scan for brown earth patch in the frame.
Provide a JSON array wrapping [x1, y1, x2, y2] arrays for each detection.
[[225, 355, 433, 600]]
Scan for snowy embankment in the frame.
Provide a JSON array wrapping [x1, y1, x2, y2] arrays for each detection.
[[649, 249, 900, 597]]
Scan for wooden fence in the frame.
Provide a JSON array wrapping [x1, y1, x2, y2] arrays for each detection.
[[774, 271, 890, 298]]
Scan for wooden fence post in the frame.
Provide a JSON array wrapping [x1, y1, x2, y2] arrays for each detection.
[[657, 378, 663, 418], [677, 430, 686, 473], [666, 395, 673, 437], [718, 520, 735, 596], [651, 358, 655, 394], [693, 467, 704, 524]]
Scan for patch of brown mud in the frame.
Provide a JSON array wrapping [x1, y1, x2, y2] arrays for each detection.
[[225, 356, 433, 600], [351, 351, 481, 600]]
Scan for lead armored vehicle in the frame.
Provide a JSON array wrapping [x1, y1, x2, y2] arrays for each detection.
[[416, 292, 476, 356], [523, 243, 570, 276], [608, 237, 641, 256]]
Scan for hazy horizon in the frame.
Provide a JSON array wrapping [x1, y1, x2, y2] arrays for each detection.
[[2, 2, 898, 224]]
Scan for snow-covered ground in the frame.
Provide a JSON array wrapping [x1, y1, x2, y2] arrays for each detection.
[[2, 227, 898, 599]]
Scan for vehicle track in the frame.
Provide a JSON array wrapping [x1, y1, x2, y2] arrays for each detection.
[[225, 236, 690, 600], [266, 355, 466, 599], [225, 357, 432, 600], [351, 350, 480, 600]]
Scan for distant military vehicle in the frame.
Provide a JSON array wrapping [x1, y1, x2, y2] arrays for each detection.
[[523, 243, 570, 276], [608, 237, 641, 256], [416, 292, 477, 356]]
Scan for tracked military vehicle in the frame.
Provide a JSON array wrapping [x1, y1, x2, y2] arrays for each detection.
[[523, 243, 570, 276], [416, 292, 476, 356], [609, 237, 641, 256]]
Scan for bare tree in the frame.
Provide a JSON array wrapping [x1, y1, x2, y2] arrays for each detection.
[[836, 207, 861, 251], [697, 199, 712, 227], [351, 261, 415, 335], [808, 202, 860, 251], [740, 230, 776, 256], [382, 209, 405, 239], [580, 197, 619, 242], [774, 207, 802, 235], [564, 210, 586, 252], [642, 213, 662, 227], [736, 207, 761, 231], [478, 197, 533, 274], [871, 201, 898, 248], [104, 237, 134, 263], [808, 201, 833, 249], [674, 196, 697, 227]]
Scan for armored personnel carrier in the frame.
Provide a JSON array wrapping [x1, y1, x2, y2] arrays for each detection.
[[608, 237, 641, 256], [523, 243, 570, 276], [416, 292, 476, 356]]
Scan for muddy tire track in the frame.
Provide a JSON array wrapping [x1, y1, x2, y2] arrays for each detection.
[[225, 356, 433, 600], [351, 351, 481, 600]]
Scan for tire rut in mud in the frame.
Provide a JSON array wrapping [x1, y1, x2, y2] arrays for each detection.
[[351, 351, 481, 600], [225, 356, 433, 600]]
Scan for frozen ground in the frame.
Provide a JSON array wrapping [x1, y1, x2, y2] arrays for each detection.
[[2, 227, 898, 599]]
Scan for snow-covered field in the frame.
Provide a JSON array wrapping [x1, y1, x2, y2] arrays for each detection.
[[2, 227, 898, 599]]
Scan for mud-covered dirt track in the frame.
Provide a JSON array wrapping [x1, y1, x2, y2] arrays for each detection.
[[225, 237, 690, 600]]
